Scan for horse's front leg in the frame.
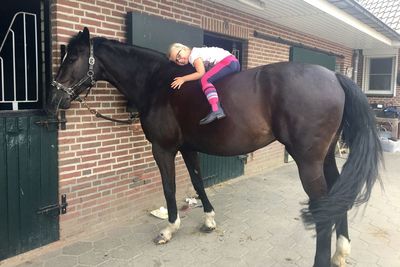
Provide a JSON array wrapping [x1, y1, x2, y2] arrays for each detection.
[[180, 149, 216, 232], [152, 144, 180, 244]]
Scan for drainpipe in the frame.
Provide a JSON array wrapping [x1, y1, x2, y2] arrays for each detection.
[[352, 49, 360, 83]]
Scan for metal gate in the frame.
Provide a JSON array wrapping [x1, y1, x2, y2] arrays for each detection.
[[0, 0, 59, 260]]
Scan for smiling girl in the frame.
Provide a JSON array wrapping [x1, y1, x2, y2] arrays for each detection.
[[168, 43, 240, 125]]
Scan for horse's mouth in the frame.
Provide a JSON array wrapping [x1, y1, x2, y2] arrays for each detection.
[[46, 89, 72, 115]]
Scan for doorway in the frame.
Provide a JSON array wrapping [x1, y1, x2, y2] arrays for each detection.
[[0, 0, 59, 260]]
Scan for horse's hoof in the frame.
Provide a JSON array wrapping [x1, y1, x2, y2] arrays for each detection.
[[200, 225, 216, 233], [154, 234, 169, 245]]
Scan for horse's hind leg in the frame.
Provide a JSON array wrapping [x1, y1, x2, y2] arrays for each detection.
[[180, 149, 216, 232], [324, 145, 351, 267], [294, 157, 333, 267]]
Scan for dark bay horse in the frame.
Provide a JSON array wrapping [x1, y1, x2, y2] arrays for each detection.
[[48, 28, 382, 267]]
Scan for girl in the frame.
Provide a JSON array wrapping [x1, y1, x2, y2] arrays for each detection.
[[168, 43, 240, 125]]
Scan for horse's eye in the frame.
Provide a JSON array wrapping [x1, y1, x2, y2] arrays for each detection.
[[68, 57, 77, 64]]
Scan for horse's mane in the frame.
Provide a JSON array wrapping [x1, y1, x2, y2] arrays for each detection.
[[67, 32, 193, 79], [92, 37, 169, 64]]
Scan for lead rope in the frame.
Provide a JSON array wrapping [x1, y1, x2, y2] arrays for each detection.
[[77, 95, 139, 125], [81, 42, 139, 125]]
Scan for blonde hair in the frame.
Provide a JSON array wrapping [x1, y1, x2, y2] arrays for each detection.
[[167, 43, 190, 60]]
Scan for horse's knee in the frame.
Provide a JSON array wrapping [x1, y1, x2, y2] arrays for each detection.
[[331, 235, 351, 267]]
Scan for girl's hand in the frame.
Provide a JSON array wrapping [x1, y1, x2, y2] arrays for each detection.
[[171, 77, 185, 89]]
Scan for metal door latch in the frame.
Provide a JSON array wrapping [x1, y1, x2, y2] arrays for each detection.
[[35, 110, 67, 130], [37, 194, 68, 215]]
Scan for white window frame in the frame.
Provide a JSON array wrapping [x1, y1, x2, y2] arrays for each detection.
[[362, 49, 398, 96]]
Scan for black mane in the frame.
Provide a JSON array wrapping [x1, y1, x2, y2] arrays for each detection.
[[92, 37, 169, 63]]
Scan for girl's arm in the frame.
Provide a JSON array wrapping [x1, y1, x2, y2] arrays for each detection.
[[171, 58, 205, 89]]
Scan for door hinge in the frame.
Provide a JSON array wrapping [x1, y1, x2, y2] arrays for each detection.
[[35, 110, 67, 130], [37, 194, 68, 216], [238, 154, 248, 164]]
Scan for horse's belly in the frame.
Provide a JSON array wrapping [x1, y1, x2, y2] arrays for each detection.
[[188, 127, 276, 156]]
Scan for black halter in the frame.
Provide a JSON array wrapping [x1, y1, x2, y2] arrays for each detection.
[[51, 41, 96, 100]]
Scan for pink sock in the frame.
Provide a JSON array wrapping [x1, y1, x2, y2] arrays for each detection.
[[209, 98, 219, 112]]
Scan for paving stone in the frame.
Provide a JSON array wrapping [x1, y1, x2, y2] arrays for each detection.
[[77, 250, 109, 265], [62, 242, 93, 256], [37, 249, 62, 262], [128, 254, 164, 267], [93, 237, 122, 252], [43, 255, 77, 267], [98, 258, 130, 267], [105, 226, 133, 240], [16, 261, 44, 267], [214, 256, 247, 267], [108, 245, 142, 260]]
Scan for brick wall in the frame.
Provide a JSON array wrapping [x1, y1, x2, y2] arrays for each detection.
[[51, 0, 354, 238]]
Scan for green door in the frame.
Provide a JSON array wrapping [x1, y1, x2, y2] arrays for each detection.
[[0, 115, 59, 260], [0, 0, 59, 260], [200, 154, 246, 187], [290, 46, 336, 71]]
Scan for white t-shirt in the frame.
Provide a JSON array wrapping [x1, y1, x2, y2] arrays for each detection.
[[188, 47, 232, 69]]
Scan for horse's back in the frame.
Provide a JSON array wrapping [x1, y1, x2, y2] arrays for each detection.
[[170, 62, 345, 155], [217, 62, 345, 126]]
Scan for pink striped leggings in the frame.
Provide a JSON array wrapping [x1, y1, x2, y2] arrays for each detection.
[[200, 55, 240, 111]]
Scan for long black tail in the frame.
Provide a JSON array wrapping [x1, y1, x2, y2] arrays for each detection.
[[302, 73, 383, 226]]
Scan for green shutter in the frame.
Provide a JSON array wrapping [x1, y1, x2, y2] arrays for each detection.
[[0, 115, 59, 260]]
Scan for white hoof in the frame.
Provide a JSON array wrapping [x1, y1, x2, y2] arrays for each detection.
[[331, 235, 351, 267], [204, 210, 216, 229], [155, 216, 180, 244]]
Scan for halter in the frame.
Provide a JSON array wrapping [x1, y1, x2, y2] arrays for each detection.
[[51, 40, 138, 125], [51, 41, 96, 101]]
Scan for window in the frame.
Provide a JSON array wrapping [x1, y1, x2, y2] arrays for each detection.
[[0, 0, 50, 111], [363, 51, 397, 96]]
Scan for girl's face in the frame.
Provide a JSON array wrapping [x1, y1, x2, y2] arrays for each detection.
[[171, 48, 190, 65]]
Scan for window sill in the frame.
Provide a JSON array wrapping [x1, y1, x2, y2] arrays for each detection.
[[366, 93, 394, 97]]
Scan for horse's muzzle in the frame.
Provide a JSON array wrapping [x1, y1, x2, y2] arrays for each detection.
[[46, 86, 72, 115]]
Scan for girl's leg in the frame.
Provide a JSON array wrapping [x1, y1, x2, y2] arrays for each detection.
[[200, 56, 239, 111], [199, 56, 239, 124]]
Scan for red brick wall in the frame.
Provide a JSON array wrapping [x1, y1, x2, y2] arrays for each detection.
[[51, 0, 354, 238]]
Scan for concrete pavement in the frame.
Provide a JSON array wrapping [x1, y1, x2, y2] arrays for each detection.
[[2, 152, 400, 267]]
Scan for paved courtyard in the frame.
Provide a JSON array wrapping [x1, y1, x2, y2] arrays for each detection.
[[2, 152, 400, 267]]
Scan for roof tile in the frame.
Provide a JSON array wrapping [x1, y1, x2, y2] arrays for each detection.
[[357, 0, 400, 31]]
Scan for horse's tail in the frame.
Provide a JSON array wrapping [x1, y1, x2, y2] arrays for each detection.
[[302, 73, 383, 226]]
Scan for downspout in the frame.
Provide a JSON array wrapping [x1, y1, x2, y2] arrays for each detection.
[[352, 49, 360, 83]]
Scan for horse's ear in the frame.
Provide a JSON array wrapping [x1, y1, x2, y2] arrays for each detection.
[[81, 27, 90, 44]]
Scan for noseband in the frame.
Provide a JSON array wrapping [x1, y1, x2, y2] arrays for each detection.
[[51, 41, 96, 101]]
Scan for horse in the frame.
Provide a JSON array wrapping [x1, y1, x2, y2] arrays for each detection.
[[47, 27, 382, 267]]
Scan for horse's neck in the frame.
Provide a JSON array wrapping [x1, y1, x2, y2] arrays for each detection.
[[95, 39, 169, 112]]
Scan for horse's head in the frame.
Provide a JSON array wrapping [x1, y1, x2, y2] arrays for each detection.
[[47, 27, 97, 115]]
